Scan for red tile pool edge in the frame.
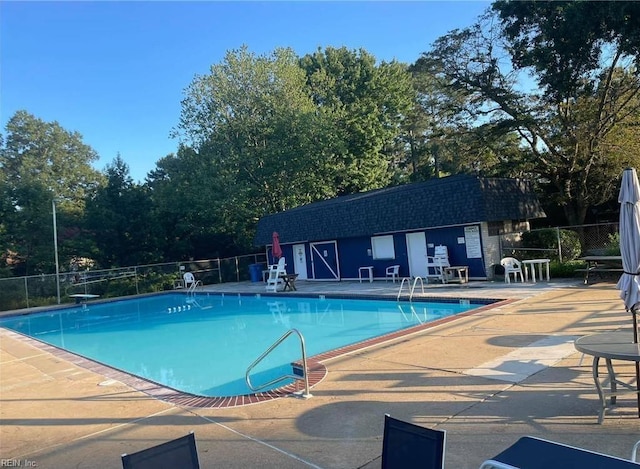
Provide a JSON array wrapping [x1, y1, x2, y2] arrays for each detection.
[[1, 298, 514, 408]]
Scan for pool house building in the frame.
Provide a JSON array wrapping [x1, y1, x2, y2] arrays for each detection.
[[254, 174, 546, 282]]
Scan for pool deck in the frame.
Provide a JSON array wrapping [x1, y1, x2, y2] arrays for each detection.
[[2, 278, 640, 468]]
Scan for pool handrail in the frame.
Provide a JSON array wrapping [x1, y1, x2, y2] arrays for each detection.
[[245, 328, 312, 399], [397, 276, 425, 301]]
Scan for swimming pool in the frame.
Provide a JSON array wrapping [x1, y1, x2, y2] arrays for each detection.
[[0, 293, 495, 401]]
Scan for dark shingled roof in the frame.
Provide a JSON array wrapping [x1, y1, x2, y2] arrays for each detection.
[[254, 174, 546, 245]]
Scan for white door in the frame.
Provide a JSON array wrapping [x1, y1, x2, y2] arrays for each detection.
[[406, 232, 428, 278], [293, 243, 308, 280]]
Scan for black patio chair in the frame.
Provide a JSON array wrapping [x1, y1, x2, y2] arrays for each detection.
[[121, 432, 200, 469], [381, 414, 446, 469]]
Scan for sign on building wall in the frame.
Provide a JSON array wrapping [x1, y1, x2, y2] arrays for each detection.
[[464, 225, 482, 258]]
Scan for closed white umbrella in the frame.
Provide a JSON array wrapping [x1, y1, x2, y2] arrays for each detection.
[[616, 167, 640, 337], [615, 167, 640, 417]]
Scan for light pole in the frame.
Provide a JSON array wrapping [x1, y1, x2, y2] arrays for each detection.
[[52, 199, 61, 304]]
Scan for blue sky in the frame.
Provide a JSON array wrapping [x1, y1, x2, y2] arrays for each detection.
[[1, 1, 490, 182]]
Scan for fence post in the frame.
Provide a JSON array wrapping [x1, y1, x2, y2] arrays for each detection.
[[24, 277, 29, 309], [556, 227, 563, 263], [235, 257, 240, 282]]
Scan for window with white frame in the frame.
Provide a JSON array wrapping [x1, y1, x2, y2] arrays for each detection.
[[371, 235, 395, 259]]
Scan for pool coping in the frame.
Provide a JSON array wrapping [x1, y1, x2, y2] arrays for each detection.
[[0, 293, 515, 408]]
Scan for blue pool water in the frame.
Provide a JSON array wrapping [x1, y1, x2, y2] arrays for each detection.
[[0, 293, 489, 396]]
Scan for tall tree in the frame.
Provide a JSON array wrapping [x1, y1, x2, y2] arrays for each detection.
[[174, 46, 343, 250], [415, 2, 640, 225], [148, 145, 246, 258], [85, 155, 160, 267], [0, 111, 104, 274], [171, 46, 416, 251], [494, 1, 640, 100], [300, 47, 415, 193]]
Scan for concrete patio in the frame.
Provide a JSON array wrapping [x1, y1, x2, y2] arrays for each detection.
[[2, 278, 640, 468]]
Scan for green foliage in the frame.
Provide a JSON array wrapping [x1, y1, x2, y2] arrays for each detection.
[[559, 230, 583, 261], [171, 47, 329, 251], [415, 5, 640, 226], [300, 47, 415, 193], [493, 1, 640, 101], [170, 46, 415, 251], [550, 260, 585, 279], [605, 232, 621, 255], [521, 229, 582, 261], [0, 111, 105, 275], [85, 155, 161, 267]]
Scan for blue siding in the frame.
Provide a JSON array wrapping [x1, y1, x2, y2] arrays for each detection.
[[336, 225, 488, 280], [337, 234, 410, 279], [277, 223, 487, 280], [424, 225, 487, 278]]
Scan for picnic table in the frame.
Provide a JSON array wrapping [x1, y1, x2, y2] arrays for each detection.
[[577, 255, 623, 284]]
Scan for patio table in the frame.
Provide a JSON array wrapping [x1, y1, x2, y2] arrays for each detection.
[[574, 332, 640, 423], [281, 274, 298, 291], [358, 266, 374, 283], [522, 258, 550, 283]]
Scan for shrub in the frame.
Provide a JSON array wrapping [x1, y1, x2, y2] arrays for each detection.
[[521, 228, 581, 261], [605, 233, 621, 255], [549, 260, 584, 278]]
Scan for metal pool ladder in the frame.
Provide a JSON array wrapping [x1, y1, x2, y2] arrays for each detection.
[[397, 277, 425, 301], [245, 328, 312, 399]]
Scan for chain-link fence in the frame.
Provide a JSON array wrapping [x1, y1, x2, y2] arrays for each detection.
[[0, 253, 267, 312], [500, 223, 619, 262]]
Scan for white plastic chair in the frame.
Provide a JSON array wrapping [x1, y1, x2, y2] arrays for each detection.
[[500, 257, 524, 283], [183, 272, 202, 292], [385, 265, 400, 283]]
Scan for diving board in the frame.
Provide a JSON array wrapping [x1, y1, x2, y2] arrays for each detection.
[[69, 294, 100, 304]]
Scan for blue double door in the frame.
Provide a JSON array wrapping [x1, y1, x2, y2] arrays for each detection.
[[310, 241, 340, 280]]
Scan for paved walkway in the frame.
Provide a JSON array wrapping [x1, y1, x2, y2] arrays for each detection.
[[2, 279, 640, 468]]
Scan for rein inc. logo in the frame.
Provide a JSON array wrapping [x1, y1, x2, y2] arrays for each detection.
[[0, 460, 37, 467]]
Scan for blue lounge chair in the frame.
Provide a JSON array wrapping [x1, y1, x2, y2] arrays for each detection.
[[479, 436, 640, 468]]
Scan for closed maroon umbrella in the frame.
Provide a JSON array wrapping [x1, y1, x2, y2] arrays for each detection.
[[272, 232, 283, 261]]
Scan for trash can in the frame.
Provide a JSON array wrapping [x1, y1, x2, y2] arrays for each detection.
[[249, 264, 262, 283], [492, 264, 505, 279]]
